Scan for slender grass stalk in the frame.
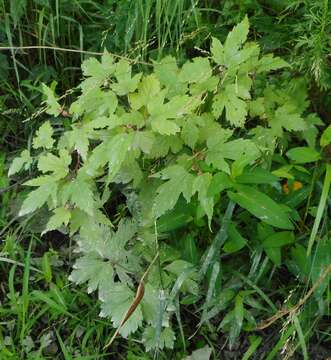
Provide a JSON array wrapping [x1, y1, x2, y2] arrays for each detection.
[[293, 315, 308, 360], [4, 13, 20, 92], [20, 240, 32, 352], [266, 324, 295, 360], [242, 336, 262, 360], [307, 164, 331, 255]]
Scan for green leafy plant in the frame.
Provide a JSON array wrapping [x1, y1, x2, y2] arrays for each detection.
[[9, 16, 329, 353]]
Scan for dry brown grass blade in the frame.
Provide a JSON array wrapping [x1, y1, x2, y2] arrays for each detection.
[[257, 262, 331, 330], [103, 252, 159, 349]]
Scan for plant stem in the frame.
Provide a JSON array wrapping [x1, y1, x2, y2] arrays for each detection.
[[307, 163, 331, 255]]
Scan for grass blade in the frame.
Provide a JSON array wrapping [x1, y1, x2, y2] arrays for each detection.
[[266, 324, 295, 360], [307, 164, 331, 255], [242, 336, 262, 360], [293, 314, 308, 360], [200, 201, 235, 277]]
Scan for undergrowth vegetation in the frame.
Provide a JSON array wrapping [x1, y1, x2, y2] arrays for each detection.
[[1, 1, 331, 359]]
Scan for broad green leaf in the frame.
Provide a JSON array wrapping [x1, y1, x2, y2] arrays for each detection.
[[232, 42, 260, 69], [32, 121, 55, 149], [184, 345, 212, 360], [270, 104, 307, 136], [263, 231, 294, 266], [320, 125, 331, 147], [114, 158, 143, 187], [153, 56, 186, 96], [149, 95, 198, 135], [61, 175, 95, 215], [119, 111, 145, 129], [286, 147, 321, 164], [208, 172, 234, 197], [205, 153, 230, 174], [41, 83, 61, 116], [207, 138, 259, 175], [24, 175, 56, 187], [179, 57, 212, 84], [82, 57, 104, 78], [140, 284, 160, 325], [235, 73, 252, 99], [111, 60, 142, 95], [62, 127, 89, 161], [143, 326, 175, 351], [100, 283, 143, 337], [189, 75, 219, 95], [69, 254, 115, 293], [150, 94, 199, 121], [223, 222, 247, 253], [212, 84, 247, 127], [263, 231, 294, 248], [19, 182, 58, 217], [256, 54, 289, 73], [211, 37, 224, 65], [129, 74, 160, 110], [107, 132, 134, 179], [257, 222, 274, 241], [231, 152, 260, 178], [85, 116, 112, 130], [144, 135, 182, 159], [86, 132, 133, 177], [8, 150, 32, 176], [132, 131, 155, 154], [43, 207, 71, 234], [218, 310, 240, 349], [151, 117, 180, 135], [224, 16, 249, 66], [228, 185, 293, 229], [157, 198, 195, 233], [192, 173, 214, 227], [70, 219, 138, 286], [153, 165, 194, 218], [205, 128, 234, 173], [236, 168, 279, 184], [302, 114, 323, 148], [38, 149, 71, 179], [70, 88, 118, 117], [81, 52, 115, 91], [220, 138, 260, 160], [59, 117, 111, 159], [283, 187, 310, 209], [165, 260, 198, 294], [272, 165, 294, 179], [181, 121, 199, 149], [249, 97, 265, 118]]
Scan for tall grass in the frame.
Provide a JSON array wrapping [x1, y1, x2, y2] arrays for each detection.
[[0, 0, 213, 150], [0, 0, 208, 77]]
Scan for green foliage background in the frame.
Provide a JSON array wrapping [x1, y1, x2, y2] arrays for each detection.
[[1, 1, 331, 359]]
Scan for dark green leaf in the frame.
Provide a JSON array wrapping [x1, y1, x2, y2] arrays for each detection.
[[228, 185, 293, 229]]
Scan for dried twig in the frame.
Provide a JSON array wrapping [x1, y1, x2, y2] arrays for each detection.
[[257, 262, 331, 330], [0, 45, 153, 66]]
